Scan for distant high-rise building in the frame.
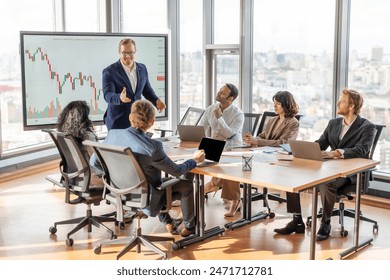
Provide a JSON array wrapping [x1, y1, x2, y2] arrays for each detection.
[[371, 46, 383, 62]]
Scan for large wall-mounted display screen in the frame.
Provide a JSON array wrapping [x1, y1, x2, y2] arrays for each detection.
[[20, 31, 168, 130]]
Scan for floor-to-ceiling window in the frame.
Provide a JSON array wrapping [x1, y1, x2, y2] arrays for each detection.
[[349, 0, 390, 172], [179, 0, 203, 117], [208, 0, 241, 108], [0, 0, 104, 157], [0, 0, 55, 156], [214, 52, 240, 103], [213, 0, 240, 45], [64, 0, 101, 32], [122, 0, 167, 34], [252, 0, 336, 141]]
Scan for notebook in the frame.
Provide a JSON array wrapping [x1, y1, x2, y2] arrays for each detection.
[[288, 139, 328, 161], [197, 137, 226, 167], [177, 125, 206, 142]]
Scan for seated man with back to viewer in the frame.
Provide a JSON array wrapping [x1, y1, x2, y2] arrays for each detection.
[[274, 88, 376, 241], [91, 100, 205, 237]]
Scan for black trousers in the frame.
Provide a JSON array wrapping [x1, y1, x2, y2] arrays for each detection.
[[286, 192, 302, 214], [285, 177, 351, 222]]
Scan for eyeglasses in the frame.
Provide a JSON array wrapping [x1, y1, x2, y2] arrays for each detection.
[[120, 51, 136, 56]]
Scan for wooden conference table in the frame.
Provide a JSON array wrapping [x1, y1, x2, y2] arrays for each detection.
[[160, 137, 379, 260]]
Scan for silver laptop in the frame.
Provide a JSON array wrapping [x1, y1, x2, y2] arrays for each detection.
[[177, 125, 205, 142], [197, 137, 226, 167], [288, 139, 328, 161]]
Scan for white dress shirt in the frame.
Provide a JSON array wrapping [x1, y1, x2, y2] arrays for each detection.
[[121, 61, 137, 92], [200, 103, 244, 145]]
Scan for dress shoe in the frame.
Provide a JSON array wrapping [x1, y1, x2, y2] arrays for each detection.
[[274, 219, 305, 235], [180, 227, 195, 237], [224, 200, 242, 217], [204, 181, 221, 197], [316, 223, 331, 241], [166, 218, 183, 235]]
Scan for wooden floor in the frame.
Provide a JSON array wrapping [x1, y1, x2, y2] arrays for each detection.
[[1, 164, 390, 261]]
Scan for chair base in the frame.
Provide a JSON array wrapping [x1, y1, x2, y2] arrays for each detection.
[[251, 187, 287, 204], [306, 202, 379, 234], [94, 227, 175, 259], [250, 187, 284, 222], [49, 207, 116, 246]]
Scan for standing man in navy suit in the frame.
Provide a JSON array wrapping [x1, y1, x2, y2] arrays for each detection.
[[102, 38, 166, 130]]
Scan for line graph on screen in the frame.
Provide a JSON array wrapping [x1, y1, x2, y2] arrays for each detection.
[[20, 31, 167, 130], [24, 47, 104, 119]]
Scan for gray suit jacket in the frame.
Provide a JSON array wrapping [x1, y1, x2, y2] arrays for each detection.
[[256, 116, 299, 147], [92, 127, 196, 216]]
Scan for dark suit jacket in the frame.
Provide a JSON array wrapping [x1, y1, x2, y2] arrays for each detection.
[[315, 115, 376, 184], [97, 127, 197, 217], [102, 60, 160, 130]]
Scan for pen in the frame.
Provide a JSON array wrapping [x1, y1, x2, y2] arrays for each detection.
[[242, 155, 253, 160], [263, 150, 277, 154]]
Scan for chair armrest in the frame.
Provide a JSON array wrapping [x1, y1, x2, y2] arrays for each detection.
[[157, 177, 180, 212], [157, 177, 181, 190], [45, 174, 63, 187], [154, 128, 173, 137]]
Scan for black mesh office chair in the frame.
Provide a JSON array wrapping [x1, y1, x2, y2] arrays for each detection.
[[306, 124, 385, 237], [43, 129, 116, 246], [154, 106, 205, 137], [243, 113, 262, 135], [83, 140, 179, 260], [250, 111, 302, 212]]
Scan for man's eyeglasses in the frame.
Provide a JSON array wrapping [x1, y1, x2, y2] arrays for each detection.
[[121, 51, 136, 56]]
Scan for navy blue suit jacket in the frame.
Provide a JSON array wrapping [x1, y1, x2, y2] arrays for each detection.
[[102, 60, 160, 130], [92, 127, 196, 217]]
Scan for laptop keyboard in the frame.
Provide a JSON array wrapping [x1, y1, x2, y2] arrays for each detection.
[[197, 160, 217, 167]]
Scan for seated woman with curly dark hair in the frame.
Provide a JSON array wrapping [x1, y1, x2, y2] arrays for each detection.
[[57, 100, 102, 185]]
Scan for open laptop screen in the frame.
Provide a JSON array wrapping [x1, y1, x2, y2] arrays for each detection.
[[198, 137, 226, 162]]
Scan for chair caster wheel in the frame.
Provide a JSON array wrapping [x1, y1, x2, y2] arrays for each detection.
[[49, 226, 57, 234], [340, 230, 348, 237], [268, 212, 275, 219], [119, 222, 125, 230], [373, 224, 379, 233], [65, 238, 74, 247], [172, 242, 180, 250], [94, 245, 102, 254]]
